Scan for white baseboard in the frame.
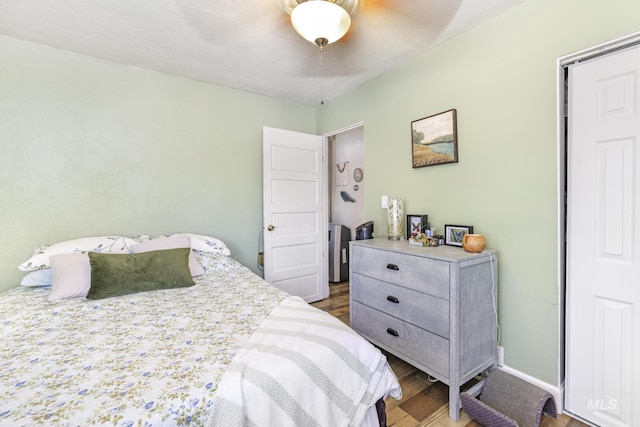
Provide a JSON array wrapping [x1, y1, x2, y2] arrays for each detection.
[[498, 365, 564, 413]]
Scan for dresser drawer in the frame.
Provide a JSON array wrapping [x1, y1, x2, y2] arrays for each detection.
[[351, 245, 450, 300], [351, 301, 449, 378], [351, 273, 449, 337]]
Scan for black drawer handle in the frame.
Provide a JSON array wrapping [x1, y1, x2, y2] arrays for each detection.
[[386, 328, 399, 337], [386, 263, 399, 271], [386, 295, 399, 304]]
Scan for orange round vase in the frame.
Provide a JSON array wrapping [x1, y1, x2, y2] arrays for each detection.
[[462, 234, 485, 253]]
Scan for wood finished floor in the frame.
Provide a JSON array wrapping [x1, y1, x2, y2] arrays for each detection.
[[310, 282, 588, 427]]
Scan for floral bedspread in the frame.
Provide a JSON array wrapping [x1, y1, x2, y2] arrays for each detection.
[[0, 253, 288, 427]]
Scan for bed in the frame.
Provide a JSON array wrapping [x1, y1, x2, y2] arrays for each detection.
[[0, 233, 401, 426]]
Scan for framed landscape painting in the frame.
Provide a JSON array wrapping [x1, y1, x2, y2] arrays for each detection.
[[411, 109, 458, 168]]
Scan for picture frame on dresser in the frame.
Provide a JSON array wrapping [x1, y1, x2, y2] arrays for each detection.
[[444, 224, 473, 246], [407, 214, 428, 238]]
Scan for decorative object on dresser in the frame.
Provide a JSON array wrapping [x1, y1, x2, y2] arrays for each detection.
[[411, 109, 459, 168], [408, 232, 428, 246], [444, 224, 474, 246], [407, 214, 429, 239], [462, 233, 486, 253], [349, 238, 498, 421], [386, 197, 405, 240]]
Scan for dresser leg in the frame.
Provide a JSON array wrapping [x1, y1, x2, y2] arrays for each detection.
[[449, 383, 461, 421]]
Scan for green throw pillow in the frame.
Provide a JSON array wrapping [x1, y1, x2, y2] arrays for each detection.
[[87, 248, 195, 300]]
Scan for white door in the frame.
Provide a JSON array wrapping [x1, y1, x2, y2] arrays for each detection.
[[566, 44, 640, 426], [263, 126, 328, 303]]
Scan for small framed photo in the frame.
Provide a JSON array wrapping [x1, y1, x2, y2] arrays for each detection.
[[411, 109, 458, 168], [407, 214, 428, 238], [444, 224, 474, 246]]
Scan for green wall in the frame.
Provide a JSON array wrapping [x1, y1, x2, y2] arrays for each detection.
[[0, 36, 316, 292], [318, 0, 640, 385]]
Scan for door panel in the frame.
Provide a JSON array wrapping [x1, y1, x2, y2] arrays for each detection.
[[566, 43, 640, 427], [596, 139, 634, 260], [263, 126, 327, 303]]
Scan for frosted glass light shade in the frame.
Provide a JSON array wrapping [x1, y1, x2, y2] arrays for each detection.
[[291, 0, 351, 45]]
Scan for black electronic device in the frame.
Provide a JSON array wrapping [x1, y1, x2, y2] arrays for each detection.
[[355, 221, 374, 240]]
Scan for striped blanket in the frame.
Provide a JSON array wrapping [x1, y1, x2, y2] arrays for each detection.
[[206, 296, 401, 427]]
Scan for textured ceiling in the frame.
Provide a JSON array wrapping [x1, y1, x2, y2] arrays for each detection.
[[0, 0, 526, 105]]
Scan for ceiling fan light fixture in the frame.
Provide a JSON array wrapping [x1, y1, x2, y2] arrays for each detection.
[[290, 0, 351, 47]]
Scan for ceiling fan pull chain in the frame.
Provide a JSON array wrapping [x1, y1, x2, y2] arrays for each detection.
[[319, 46, 325, 105]]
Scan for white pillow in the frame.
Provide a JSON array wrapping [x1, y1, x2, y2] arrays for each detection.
[[131, 235, 205, 277], [48, 253, 91, 302], [180, 233, 230, 256], [19, 236, 139, 272], [20, 269, 54, 287]]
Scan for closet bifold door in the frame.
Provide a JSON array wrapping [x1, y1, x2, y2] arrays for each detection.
[[564, 41, 640, 427]]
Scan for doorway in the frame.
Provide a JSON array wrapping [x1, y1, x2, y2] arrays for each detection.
[[328, 125, 365, 241], [326, 124, 364, 285]]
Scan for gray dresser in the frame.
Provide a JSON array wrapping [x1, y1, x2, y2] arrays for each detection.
[[349, 239, 498, 421]]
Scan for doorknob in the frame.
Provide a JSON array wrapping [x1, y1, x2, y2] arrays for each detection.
[[267, 224, 275, 231]]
